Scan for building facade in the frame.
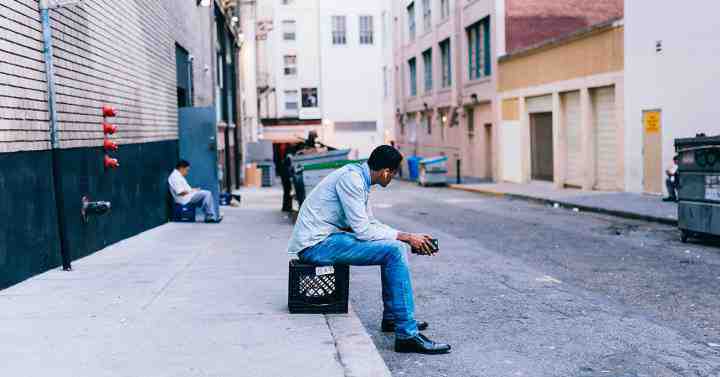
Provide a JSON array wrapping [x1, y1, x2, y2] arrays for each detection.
[[0, 0, 242, 288], [254, 0, 390, 159], [498, 20, 624, 190], [391, 0, 622, 182], [624, 1, 720, 195]]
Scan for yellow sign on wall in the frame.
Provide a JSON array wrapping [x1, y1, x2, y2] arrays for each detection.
[[643, 111, 661, 133]]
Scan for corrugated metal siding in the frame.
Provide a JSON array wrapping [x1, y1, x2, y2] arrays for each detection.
[[593, 86, 617, 190], [526, 94, 552, 114], [0, 0, 178, 153], [562, 91, 582, 187]]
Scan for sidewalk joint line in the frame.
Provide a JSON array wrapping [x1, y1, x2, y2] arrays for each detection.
[[140, 248, 205, 311], [324, 314, 351, 377]]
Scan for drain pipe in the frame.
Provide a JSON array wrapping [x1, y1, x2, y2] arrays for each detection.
[[40, 0, 72, 270]]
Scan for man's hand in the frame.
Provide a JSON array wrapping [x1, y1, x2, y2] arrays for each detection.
[[398, 232, 436, 256]]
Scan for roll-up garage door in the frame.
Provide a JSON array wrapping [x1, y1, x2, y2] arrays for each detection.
[[593, 86, 617, 191], [526, 95, 552, 114], [562, 91, 582, 187]]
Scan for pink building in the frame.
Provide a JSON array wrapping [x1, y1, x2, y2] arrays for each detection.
[[392, 0, 622, 182]]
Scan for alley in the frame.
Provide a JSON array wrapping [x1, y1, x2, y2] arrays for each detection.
[[351, 182, 720, 377]]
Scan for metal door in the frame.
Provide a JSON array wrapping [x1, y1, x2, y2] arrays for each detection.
[[531, 113, 554, 181], [178, 106, 220, 215], [562, 91, 582, 187], [594, 87, 618, 190], [643, 110, 663, 194]]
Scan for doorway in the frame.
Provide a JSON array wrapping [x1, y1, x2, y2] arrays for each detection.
[[531, 112, 554, 181], [643, 110, 662, 194], [484, 123, 493, 179]]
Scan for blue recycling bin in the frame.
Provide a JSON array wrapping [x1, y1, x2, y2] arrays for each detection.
[[407, 156, 422, 182]]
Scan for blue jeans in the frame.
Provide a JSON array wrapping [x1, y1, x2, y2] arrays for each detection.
[[299, 233, 419, 339], [188, 190, 219, 221]]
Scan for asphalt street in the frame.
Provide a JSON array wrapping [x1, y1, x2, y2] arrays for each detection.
[[349, 182, 720, 377]]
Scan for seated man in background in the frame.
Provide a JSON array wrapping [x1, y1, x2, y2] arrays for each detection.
[[168, 160, 222, 223], [663, 155, 680, 202], [288, 145, 451, 354]]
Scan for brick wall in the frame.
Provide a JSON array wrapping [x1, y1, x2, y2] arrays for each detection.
[[0, 0, 180, 153], [0, 1, 50, 153], [506, 0, 623, 53]]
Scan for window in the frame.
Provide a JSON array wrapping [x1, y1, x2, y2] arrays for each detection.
[[466, 107, 475, 137], [467, 18, 491, 80], [422, 49, 432, 92], [285, 90, 298, 111], [359, 15, 374, 44], [332, 16, 347, 45], [407, 3, 416, 41], [440, 0, 450, 20], [440, 38, 451, 88], [408, 58, 417, 96], [422, 0, 431, 32], [283, 20, 296, 41], [283, 55, 297, 76], [383, 66, 389, 98]]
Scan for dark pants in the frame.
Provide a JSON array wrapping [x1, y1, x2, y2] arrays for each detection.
[[281, 173, 293, 211], [666, 175, 678, 200]]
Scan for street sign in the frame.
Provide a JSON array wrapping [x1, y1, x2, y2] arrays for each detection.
[[48, 0, 84, 9]]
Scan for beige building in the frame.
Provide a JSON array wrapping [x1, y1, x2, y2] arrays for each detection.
[[391, 0, 623, 182], [498, 19, 625, 191]]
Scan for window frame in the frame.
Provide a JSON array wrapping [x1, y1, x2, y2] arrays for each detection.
[[283, 54, 297, 76], [422, 48, 433, 93], [407, 3, 416, 41], [282, 20, 296, 41], [332, 15, 347, 45], [408, 57, 418, 97], [422, 0, 432, 32], [466, 17, 491, 81], [359, 15, 374, 45], [440, 38, 452, 88], [284, 90, 299, 111], [440, 0, 450, 21]]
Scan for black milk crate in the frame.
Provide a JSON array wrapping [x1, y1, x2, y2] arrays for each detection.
[[288, 260, 349, 314]]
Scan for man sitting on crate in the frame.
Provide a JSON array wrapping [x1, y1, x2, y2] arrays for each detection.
[[168, 160, 223, 223], [288, 145, 451, 354]]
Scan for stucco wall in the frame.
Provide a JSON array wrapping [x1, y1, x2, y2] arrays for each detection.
[[499, 25, 623, 92], [624, 0, 720, 193]]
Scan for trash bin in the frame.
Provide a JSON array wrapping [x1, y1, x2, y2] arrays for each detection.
[[257, 161, 275, 187], [407, 156, 422, 182], [418, 156, 449, 186], [675, 135, 720, 242]]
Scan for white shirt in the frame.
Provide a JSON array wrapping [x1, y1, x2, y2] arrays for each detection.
[[168, 169, 193, 205]]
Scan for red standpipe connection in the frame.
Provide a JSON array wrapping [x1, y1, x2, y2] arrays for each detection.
[[103, 139, 119, 152], [104, 155, 119, 169]]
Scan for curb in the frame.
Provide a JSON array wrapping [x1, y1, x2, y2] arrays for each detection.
[[325, 306, 393, 377], [448, 184, 679, 226]]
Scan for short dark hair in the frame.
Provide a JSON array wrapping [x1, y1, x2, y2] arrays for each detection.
[[368, 145, 403, 171], [176, 159, 190, 169]]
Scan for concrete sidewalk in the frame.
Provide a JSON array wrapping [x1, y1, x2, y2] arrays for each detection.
[[0, 187, 390, 377], [450, 181, 678, 225]]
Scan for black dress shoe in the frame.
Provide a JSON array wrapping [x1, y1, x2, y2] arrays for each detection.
[[381, 319, 428, 332], [395, 333, 451, 354]]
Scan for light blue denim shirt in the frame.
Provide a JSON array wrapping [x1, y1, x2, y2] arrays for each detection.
[[288, 162, 400, 256]]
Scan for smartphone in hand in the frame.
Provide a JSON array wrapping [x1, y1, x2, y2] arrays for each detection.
[[430, 238, 439, 253]]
